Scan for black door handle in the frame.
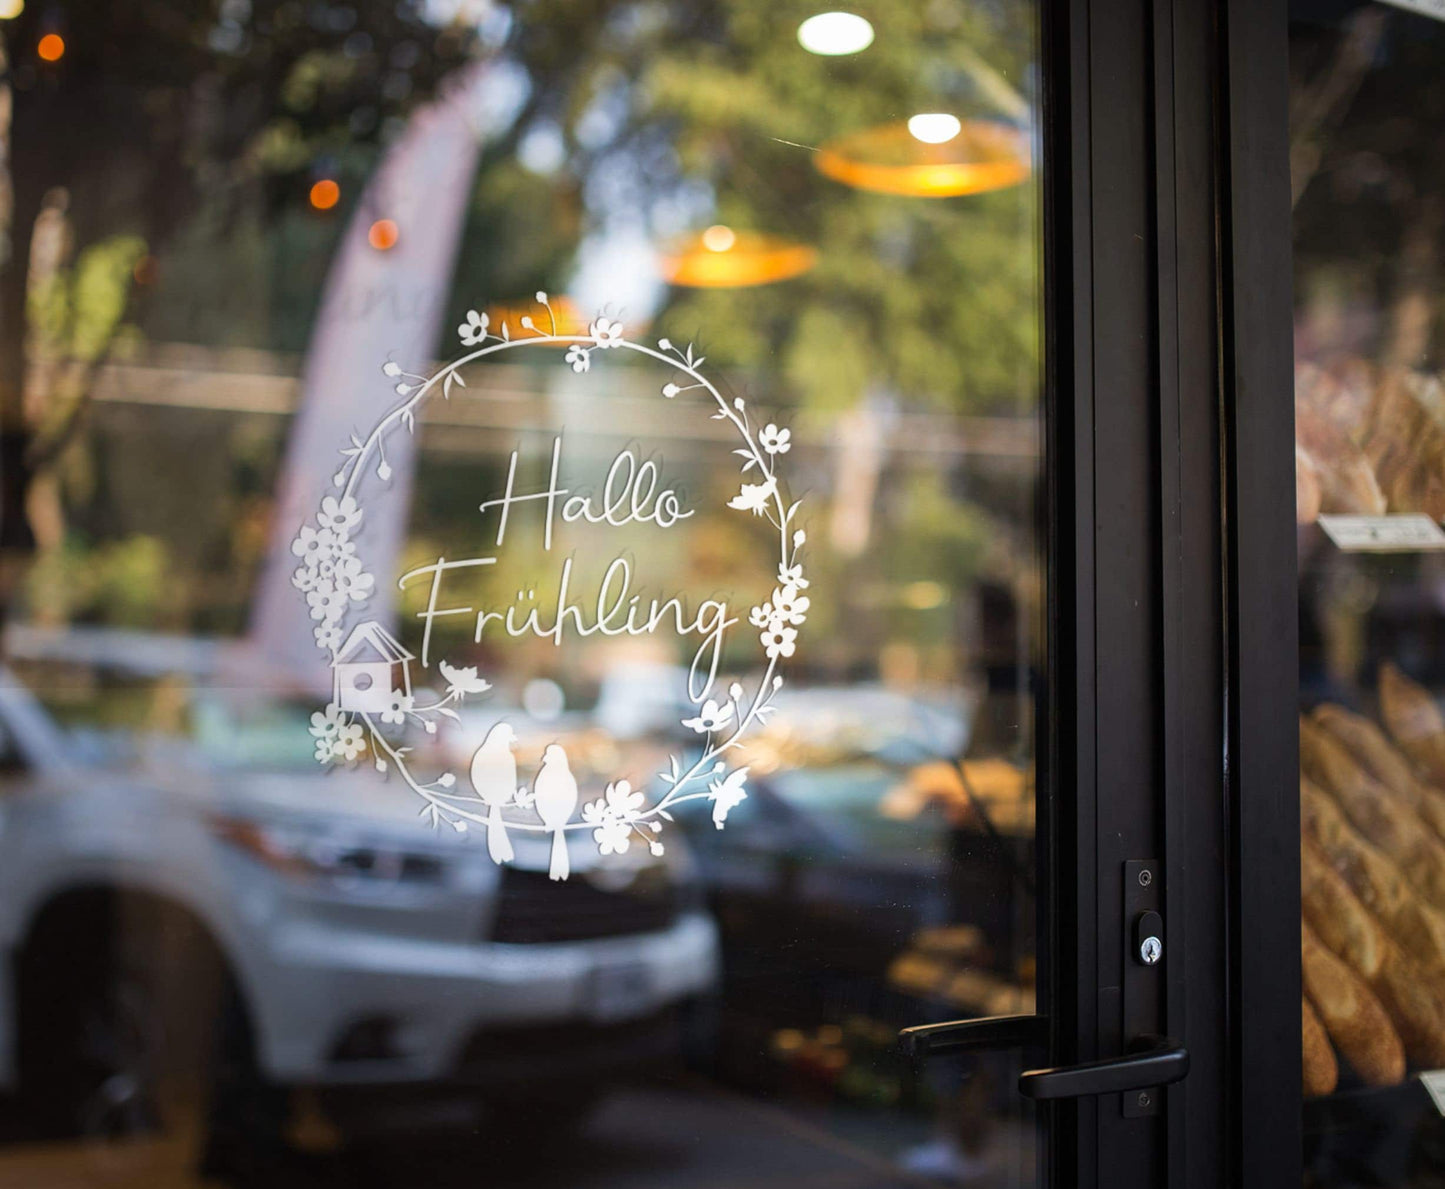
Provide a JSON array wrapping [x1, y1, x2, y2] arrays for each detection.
[[899, 1013, 1047, 1059], [1017, 1035, 1189, 1100]]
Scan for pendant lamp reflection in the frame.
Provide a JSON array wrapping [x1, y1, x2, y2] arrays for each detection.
[[816, 119, 1031, 198], [482, 294, 589, 344], [661, 226, 818, 289]]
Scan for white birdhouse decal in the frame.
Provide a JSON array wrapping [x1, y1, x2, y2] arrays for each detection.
[[333, 621, 414, 714]]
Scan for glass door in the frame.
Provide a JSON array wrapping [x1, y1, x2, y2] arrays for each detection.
[[1286, 2, 1445, 1184], [0, 2, 1196, 1187]]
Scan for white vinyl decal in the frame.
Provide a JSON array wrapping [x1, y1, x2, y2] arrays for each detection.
[[292, 296, 806, 877]]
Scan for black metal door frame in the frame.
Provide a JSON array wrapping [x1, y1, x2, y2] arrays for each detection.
[[1217, 0, 1301, 1186], [927, 0, 1294, 1181], [1047, 0, 1169, 1183], [1045, 0, 1210, 1182], [1041, 0, 1295, 1185]]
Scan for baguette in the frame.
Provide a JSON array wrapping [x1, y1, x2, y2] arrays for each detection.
[[1300, 717, 1445, 909], [1302, 839, 1445, 1067], [1301, 922, 1404, 1087], [1312, 702, 1445, 843], [1301, 838, 1388, 979], [1379, 662, 1445, 787], [1301, 777, 1445, 977], [1361, 369, 1445, 519], [1302, 996, 1339, 1098]]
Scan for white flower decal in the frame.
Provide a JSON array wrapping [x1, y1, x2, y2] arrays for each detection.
[[317, 496, 361, 533], [582, 780, 646, 855], [589, 317, 623, 348], [778, 562, 808, 589], [772, 584, 810, 626], [592, 815, 632, 855], [333, 556, 375, 602], [759, 423, 791, 454], [682, 699, 734, 734], [292, 525, 336, 563], [307, 585, 346, 622], [292, 497, 371, 648], [761, 624, 798, 659], [604, 779, 644, 818], [379, 692, 413, 726], [332, 722, 367, 762], [458, 309, 489, 346], [565, 344, 591, 373], [309, 702, 345, 740]]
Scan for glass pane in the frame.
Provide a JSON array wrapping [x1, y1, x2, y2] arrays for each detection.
[[1292, 3, 1445, 1183], [0, 3, 1044, 1185]]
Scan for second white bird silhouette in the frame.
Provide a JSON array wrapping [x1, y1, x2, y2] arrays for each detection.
[[533, 743, 579, 881]]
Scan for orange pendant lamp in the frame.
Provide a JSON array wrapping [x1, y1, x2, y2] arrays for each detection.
[[816, 115, 1031, 198], [660, 225, 818, 289]]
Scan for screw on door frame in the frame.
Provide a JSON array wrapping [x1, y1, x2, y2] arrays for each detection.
[[1138, 869, 1152, 887], [1136, 1091, 1152, 1109]]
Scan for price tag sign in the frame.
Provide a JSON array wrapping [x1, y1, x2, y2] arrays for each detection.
[[1421, 1070, 1445, 1116], [1318, 515, 1445, 553], [1382, 0, 1445, 22]]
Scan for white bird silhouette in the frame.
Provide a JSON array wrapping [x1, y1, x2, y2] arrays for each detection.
[[533, 743, 578, 881], [469, 722, 517, 865]]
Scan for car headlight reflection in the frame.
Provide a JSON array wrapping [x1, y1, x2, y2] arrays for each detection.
[[210, 816, 447, 886]]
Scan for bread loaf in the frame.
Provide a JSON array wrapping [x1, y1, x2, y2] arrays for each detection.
[[1379, 662, 1445, 787], [1313, 702, 1445, 842], [1295, 394, 1387, 514], [1301, 777, 1445, 977], [1361, 369, 1445, 519], [1300, 717, 1445, 909], [1303, 839, 1445, 1066], [1301, 922, 1404, 1086], [1371, 940, 1445, 1069], [1302, 996, 1339, 1097]]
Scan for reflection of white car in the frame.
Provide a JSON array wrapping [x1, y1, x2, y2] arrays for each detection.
[[0, 674, 719, 1135]]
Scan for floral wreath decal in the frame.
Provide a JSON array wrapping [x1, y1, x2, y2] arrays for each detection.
[[292, 295, 807, 879]]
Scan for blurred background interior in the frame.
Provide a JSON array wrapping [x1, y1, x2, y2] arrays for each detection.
[[1292, 3, 1445, 1186], [0, 2, 1045, 1186]]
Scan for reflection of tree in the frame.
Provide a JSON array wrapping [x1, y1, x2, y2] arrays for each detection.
[[454, 0, 1039, 416], [0, 3, 472, 624], [1, 1, 1043, 653]]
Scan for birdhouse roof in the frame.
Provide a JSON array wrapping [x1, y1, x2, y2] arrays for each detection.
[[336, 620, 414, 665]]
